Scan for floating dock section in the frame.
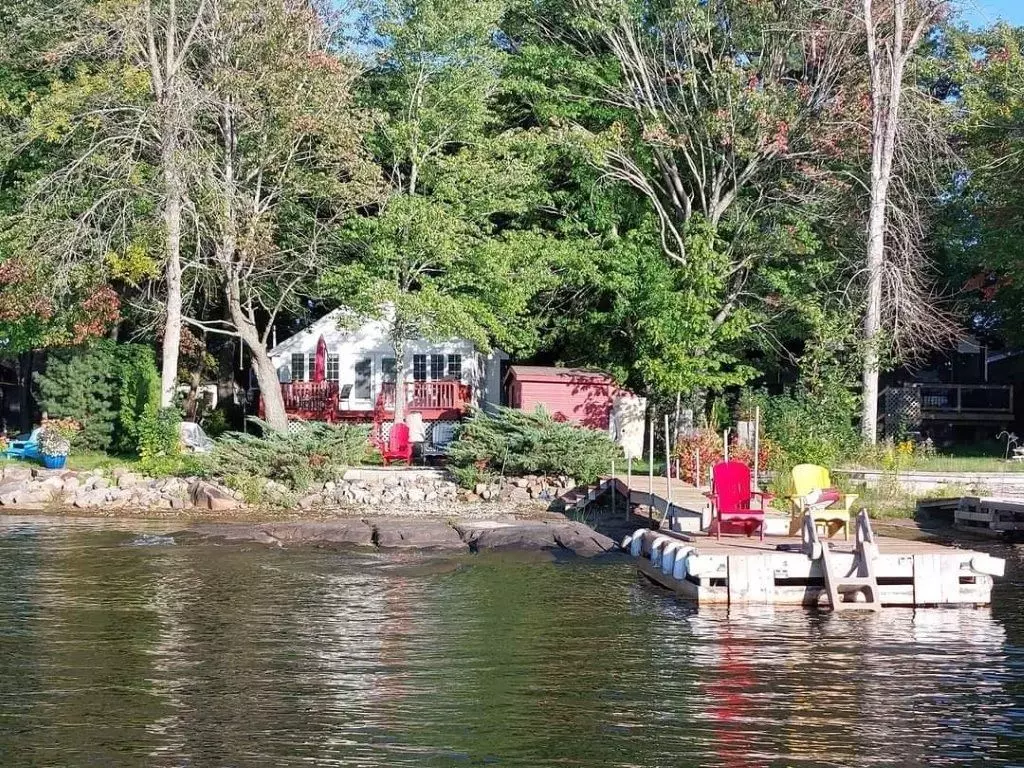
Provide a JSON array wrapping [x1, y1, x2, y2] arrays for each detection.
[[954, 496, 1024, 536], [572, 473, 1006, 608], [625, 511, 1004, 608]]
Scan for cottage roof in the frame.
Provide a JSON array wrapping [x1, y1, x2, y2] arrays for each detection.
[[267, 308, 359, 357], [507, 365, 615, 384]]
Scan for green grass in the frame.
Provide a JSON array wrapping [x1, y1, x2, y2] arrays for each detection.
[[0, 450, 141, 474], [842, 454, 1024, 473], [64, 450, 141, 473]]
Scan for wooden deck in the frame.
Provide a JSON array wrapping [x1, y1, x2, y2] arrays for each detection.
[[628, 527, 1004, 608], [266, 380, 472, 423]]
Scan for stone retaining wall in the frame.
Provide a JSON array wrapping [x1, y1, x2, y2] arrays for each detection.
[[0, 465, 583, 516]]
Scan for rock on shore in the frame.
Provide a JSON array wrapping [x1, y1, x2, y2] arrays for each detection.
[[190, 517, 618, 557]]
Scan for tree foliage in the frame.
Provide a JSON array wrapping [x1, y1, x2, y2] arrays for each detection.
[[33, 340, 159, 450], [2, 0, 1015, 449], [940, 23, 1024, 346]]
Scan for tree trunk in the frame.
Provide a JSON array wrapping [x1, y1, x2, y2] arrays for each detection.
[[17, 351, 34, 433], [860, 200, 886, 444], [225, 275, 288, 432], [183, 367, 202, 422], [391, 336, 407, 424], [859, 0, 911, 445], [160, 128, 183, 409]]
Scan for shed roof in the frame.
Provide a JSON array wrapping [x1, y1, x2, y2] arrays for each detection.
[[507, 365, 616, 384]]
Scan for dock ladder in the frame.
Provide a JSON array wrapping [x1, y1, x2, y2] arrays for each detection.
[[802, 509, 881, 611]]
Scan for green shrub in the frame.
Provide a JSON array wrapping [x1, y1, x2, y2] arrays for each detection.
[[203, 409, 230, 438], [206, 419, 371, 492], [35, 345, 118, 449], [446, 407, 623, 488], [35, 341, 159, 452], [223, 473, 270, 505], [751, 388, 859, 470], [137, 405, 183, 476], [448, 463, 496, 490], [114, 345, 160, 452]]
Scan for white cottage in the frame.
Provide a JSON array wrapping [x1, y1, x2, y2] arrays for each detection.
[[264, 310, 507, 447]]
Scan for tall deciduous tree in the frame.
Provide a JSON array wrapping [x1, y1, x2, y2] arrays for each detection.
[[938, 24, 1024, 347], [858, 0, 950, 443], [186, 0, 379, 431], [503, 0, 865, 404], [7, 0, 208, 406]]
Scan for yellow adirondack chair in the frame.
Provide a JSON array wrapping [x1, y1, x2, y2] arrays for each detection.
[[788, 463, 857, 539]]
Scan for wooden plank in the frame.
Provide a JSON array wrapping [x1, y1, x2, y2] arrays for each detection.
[[727, 554, 773, 604], [639, 561, 994, 607], [912, 554, 961, 605]]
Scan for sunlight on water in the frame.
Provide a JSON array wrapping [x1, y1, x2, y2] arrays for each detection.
[[0, 519, 1022, 766]]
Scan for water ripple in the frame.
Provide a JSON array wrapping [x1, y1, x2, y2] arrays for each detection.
[[0, 525, 1021, 766]]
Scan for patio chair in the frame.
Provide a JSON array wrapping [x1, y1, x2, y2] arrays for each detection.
[[705, 460, 773, 541], [380, 422, 412, 466], [788, 463, 857, 540], [5, 427, 42, 461]]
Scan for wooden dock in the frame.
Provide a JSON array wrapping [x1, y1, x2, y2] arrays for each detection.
[[627, 526, 1004, 608], [568, 473, 1006, 608], [567, 472, 790, 535]]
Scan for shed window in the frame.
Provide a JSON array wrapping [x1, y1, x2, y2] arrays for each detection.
[[381, 357, 397, 383], [291, 353, 306, 382], [326, 354, 340, 382], [446, 354, 462, 379]]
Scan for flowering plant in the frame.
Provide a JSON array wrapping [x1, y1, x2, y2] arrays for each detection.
[[39, 418, 81, 457]]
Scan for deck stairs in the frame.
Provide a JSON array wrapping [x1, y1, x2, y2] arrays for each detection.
[[802, 509, 881, 611], [559, 479, 614, 513]]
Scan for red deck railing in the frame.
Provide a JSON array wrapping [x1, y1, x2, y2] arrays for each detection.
[[378, 381, 472, 412], [275, 379, 470, 420], [280, 381, 340, 414]]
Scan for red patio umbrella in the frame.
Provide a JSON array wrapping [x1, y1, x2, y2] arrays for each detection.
[[312, 335, 328, 383]]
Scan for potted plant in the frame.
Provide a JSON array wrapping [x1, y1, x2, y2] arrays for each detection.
[[38, 418, 81, 469]]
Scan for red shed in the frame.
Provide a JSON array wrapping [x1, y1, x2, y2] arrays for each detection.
[[506, 365, 628, 430]]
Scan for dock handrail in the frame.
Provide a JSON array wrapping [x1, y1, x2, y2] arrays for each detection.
[[803, 509, 881, 611]]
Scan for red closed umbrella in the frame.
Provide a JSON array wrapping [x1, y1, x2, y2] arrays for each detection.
[[312, 335, 327, 383]]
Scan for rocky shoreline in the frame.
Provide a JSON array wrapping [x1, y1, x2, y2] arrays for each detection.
[[0, 464, 624, 557], [0, 513, 621, 557]]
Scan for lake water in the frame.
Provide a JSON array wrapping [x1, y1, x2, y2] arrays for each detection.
[[1, 519, 1023, 767]]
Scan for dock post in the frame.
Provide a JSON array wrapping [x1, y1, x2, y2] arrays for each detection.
[[648, 420, 654, 522], [753, 406, 760, 492], [664, 414, 673, 521], [611, 460, 615, 518], [626, 457, 632, 521]]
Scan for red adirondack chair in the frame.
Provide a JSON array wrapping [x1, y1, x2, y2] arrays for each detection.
[[380, 422, 413, 466], [705, 460, 773, 541]]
